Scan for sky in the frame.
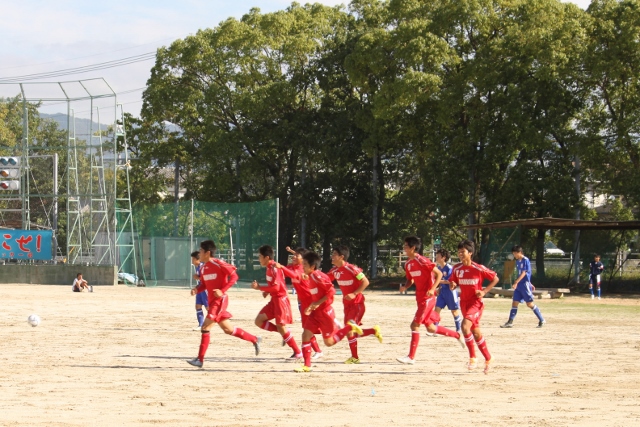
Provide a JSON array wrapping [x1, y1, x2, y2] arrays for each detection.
[[0, 0, 592, 120]]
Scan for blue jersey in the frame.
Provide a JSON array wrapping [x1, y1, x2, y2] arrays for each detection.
[[515, 256, 532, 286], [439, 263, 452, 281], [436, 263, 459, 310], [590, 261, 604, 276]]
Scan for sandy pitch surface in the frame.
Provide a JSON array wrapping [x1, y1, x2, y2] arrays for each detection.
[[1, 283, 639, 426]]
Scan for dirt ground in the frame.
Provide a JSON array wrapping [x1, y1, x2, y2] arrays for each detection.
[[1, 283, 639, 427]]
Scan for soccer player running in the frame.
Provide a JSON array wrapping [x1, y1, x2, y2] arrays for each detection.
[[589, 254, 604, 300], [190, 251, 209, 331], [251, 245, 302, 361], [274, 246, 324, 359], [432, 248, 462, 335], [500, 245, 546, 328], [448, 239, 499, 374], [327, 245, 382, 364], [396, 236, 465, 365], [294, 251, 363, 373], [187, 240, 261, 368]]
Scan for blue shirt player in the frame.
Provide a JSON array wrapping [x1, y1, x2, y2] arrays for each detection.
[[191, 251, 209, 330], [500, 245, 545, 328], [589, 254, 604, 300], [433, 248, 462, 334]]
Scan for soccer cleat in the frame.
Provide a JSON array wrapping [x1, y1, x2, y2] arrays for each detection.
[[500, 321, 513, 328], [253, 336, 262, 356], [294, 365, 311, 373], [425, 331, 436, 337], [456, 333, 466, 349], [373, 325, 383, 343], [467, 358, 477, 371], [597, 296, 601, 300], [344, 357, 360, 365], [192, 326, 203, 331], [347, 320, 363, 336], [311, 351, 324, 360], [537, 320, 546, 328], [282, 339, 286, 346], [483, 359, 492, 375], [89, 286, 94, 293], [187, 358, 203, 368], [591, 294, 595, 299], [396, 356, 415, 365], [287, 352, 303, 362]]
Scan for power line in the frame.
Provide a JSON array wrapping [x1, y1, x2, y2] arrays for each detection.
[[0, 52, 156, 83]]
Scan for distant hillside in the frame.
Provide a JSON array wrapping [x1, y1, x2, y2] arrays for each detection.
[[40, 113, 104, 142]]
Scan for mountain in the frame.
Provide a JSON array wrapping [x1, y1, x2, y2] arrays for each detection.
[[40, 113, 104, 142]]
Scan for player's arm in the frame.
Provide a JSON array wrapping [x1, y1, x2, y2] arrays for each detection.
[[478, 275, 500, 298], [399, 278, 414, 293], [513, 270, 526, 289], [305, 295, 328, 314], [215, 269, 238, 297], [428, 267, 443, 297], [345, 271, 369, 301]]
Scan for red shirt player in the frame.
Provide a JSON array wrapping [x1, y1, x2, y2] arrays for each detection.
[[448, 239, 499, 374], [275, 246, 323, 359], [187, 240, 261, 368], [251, 245, 301, 360], [327, 245, 382, 364], [396, 236, 465, 365], [294, 251, 363, 373]]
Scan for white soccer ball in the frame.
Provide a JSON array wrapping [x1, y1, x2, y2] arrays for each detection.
[[27, 314, 40, 327], [507, 254, 514, 261]]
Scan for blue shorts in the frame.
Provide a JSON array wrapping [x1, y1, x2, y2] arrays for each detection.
[[195, 290, 209, 306], [512, 282, 535, 303], [590, 274, 601, 286], [436, 287, 460, 310]]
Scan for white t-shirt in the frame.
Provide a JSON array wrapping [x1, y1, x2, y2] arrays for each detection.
[[72, 278, 84, 289]]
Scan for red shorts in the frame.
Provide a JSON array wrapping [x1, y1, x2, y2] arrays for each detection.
[[206, 294, 232, 323], [303, 306, 341, 339], [413, 296, 440, 326], [298, 297, 313, 328], [460, 298, 484, 330], [259, 296, 293, 325], [343, 300, 366, 325]]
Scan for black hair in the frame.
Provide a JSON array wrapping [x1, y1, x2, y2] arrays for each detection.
[[294, 247, 309, 256], [332, 245, 350, 261], [77, 273, 82, 278], [511, 245, 523, 253], [200, 240, 217, 256], [436, 248, 450, 262], [191, 251, 199, 259], [302, 251, 321, 269], [258, 245, 274, 259], [457, 239, 475, 255], [404, 235, 422, 252]]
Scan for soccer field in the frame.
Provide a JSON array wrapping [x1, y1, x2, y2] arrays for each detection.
[[1, 284, 639, 427]]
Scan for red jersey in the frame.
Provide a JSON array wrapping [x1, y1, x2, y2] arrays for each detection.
[[449, 262, 497, 302], [281, 263, 312, 302], [196, 258, 238, 295], [404, 254, 438, 301], [258, 262, 287, 298], [308, 270, 336, 311], [327, 263, 366, 304]]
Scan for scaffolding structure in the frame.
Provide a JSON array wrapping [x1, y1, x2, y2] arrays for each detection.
[[0, 78, 136, 273]]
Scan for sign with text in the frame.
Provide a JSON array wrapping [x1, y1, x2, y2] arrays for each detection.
[[0, 230, 52, 260]]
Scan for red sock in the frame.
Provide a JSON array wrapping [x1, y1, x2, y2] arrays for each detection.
[[302, 341, 312, 367], [283, 331, 301, 355], [348, 337, 358, 358], [475, 336, 491, 361], [198, 331, 210, 362], [435, 325, 460, 339], [310, 336, 321, 353], [464, 333, 476, 358], [232, 327, 257, 343], [261, 321, 278, 332], [332, 324, 352, 343], [359, 328, 375, 337], [408, 331, 420, 359]]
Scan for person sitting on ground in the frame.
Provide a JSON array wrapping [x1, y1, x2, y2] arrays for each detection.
[[72, 273, 93, 292]]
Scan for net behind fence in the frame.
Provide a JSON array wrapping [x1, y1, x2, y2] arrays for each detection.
[[118, 199, 278, 287], [478, 226, 640, 292]]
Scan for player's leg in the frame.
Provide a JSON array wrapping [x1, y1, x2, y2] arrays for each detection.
[[433, 306, 443, 327], [524, 300, 545, 327], [450, 290, 462, 332], [300, 301, 323, 357], [187, 317, 216, 367], [276, 323, 302, 359], [472, 326, 492, 374], [461, 315, 477, 370], [396, 321, 420, 365], [218, 318, 262, 355], [597, 280, 601, 299], [294, 329, 315, 372], [589, 276, 595, 298], [195, 303, 205, 328], [451, 309, 462, 332], [501, 300, 519, 328], [255, 303, 278, 332]]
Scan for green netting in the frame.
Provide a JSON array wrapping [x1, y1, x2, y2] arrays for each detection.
[[476, 226, 640, 292], [121, 199, 278, 287]]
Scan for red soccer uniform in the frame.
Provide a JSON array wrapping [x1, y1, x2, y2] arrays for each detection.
[[449, 262, 497, 329], [257, 262, 293, 325], [327, 263, 367, 325], [281, 264, 313, 306], [304, 270, 340, 339], [196, 258, 238, 323], [405, 254, 440, 326]]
